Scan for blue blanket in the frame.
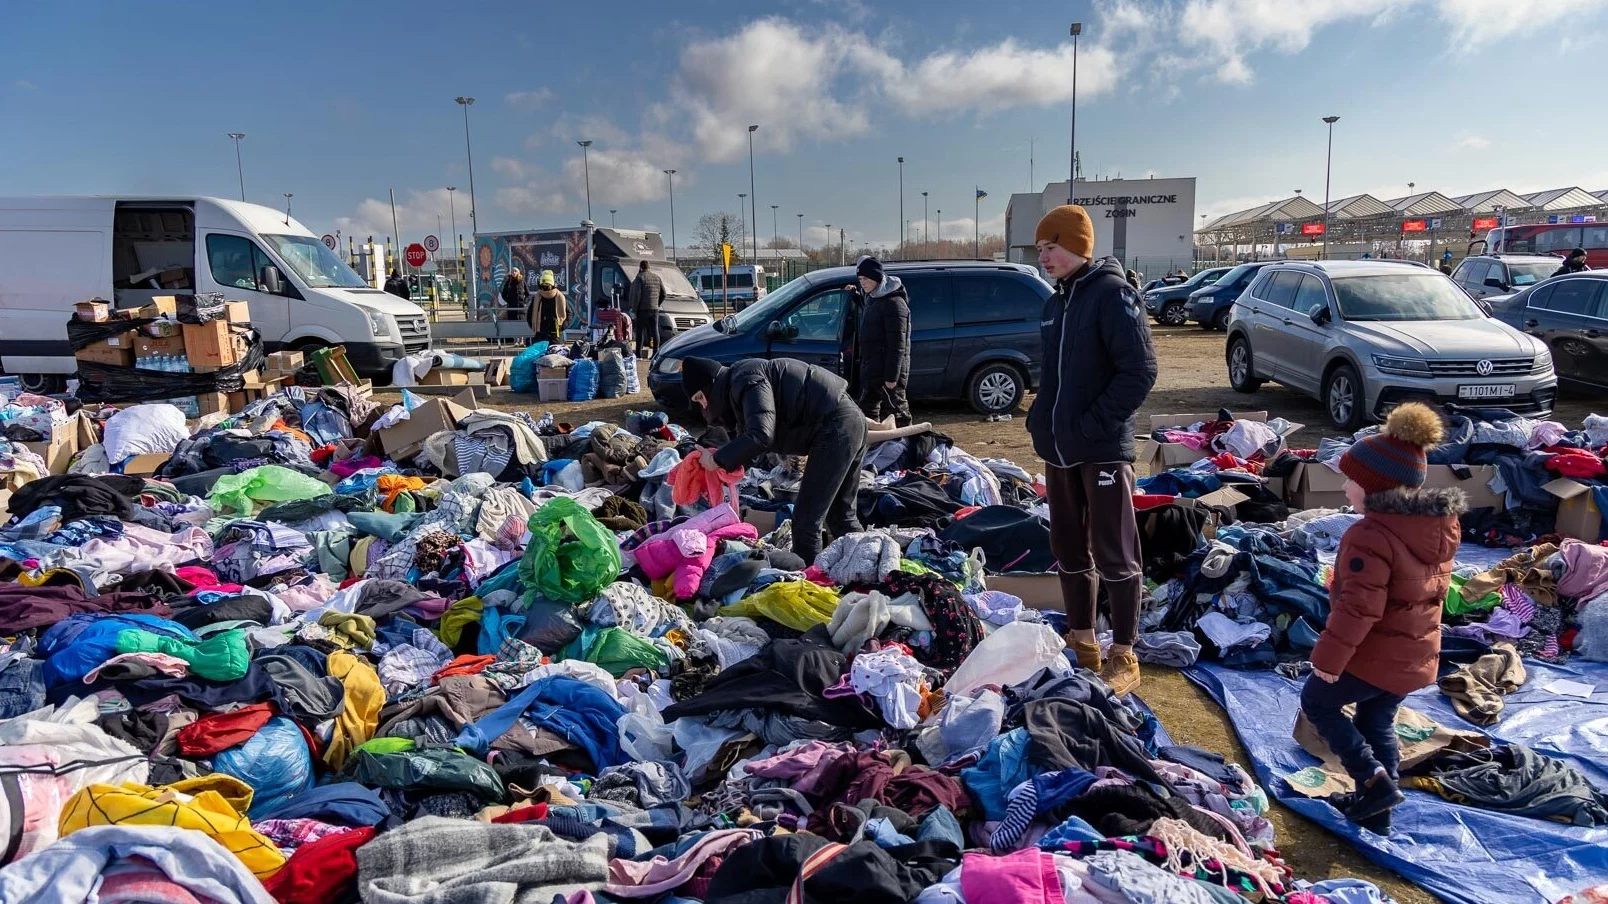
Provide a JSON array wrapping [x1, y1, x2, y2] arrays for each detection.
[[1187, 660, 1608, 904]]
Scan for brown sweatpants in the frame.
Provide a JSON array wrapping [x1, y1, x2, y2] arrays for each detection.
[[1045, 462, 1143, 645]]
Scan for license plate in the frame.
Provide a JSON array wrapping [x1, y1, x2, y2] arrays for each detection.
[[1457, 384, 1515, 399]]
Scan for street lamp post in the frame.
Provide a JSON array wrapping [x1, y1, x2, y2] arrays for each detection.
[[796, 213, 804, 250], [770, 204, 779, 252], [738, 194, 747, 255], [610, 209, 617, 227], [663, 170, 678, 263], [1068, 22, 1083, 203], [454, 97, 478, 236], [921, 191, 929, 247], [577, 140, 594, 221], [283, 193, 293, 226], [1321, 115, 1340, 259], [446, 187, 459, 281], [747, 125, 760, 262], [225, 132, 246, 201], [897, 156, 905, 259], [936, 210, 942, 248], [824, 223, 831, 262], [388, 188, 401, 271]]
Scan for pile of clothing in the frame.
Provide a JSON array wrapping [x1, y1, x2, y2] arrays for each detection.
[[0, 387, 1405, 904]]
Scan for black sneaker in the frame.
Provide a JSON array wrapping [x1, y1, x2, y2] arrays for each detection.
[[1347, 774, 1405, 821], [1353, 808, 1392, 835]]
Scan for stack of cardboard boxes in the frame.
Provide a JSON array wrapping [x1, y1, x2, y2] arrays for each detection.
[[72, 295, 260, 416]]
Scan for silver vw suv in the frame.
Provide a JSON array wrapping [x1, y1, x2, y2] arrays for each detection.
[[1224, 260, 1556, 430]]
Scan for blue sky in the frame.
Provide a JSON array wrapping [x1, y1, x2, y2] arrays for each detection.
[[4, 0, 1606, 251]]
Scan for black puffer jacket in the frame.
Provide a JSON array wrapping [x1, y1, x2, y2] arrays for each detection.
[[1026, 256, 1157, 466], [706, 358, 852, 469], [857, 275, 911, 387]]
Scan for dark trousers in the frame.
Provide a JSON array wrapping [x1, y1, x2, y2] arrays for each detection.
[[1300, 670, 1404, 784], [1046, 462, 1142, 645], [792, 396, 867, 563], [635, 310, 661, 357], [859, 381, 912, 427]]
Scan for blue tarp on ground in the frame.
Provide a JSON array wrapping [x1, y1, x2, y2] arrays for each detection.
[[1187, 660, 1608, 904]]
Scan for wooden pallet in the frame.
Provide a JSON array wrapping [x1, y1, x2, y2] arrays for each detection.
[[311, 346, 361, 386]]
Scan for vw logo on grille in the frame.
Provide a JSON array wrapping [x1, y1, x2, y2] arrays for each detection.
[[1475, 359, 1494, 376]]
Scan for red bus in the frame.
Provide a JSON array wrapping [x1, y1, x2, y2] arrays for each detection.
[[1483, 222, 1608, 266]]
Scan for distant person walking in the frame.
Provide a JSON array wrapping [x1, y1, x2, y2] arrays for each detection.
[[1556, 247, 1590, 276], [527, 269, 567, 343], [850, 257, 912, 427], [1125, 268, 1142, 290], [629, 260, 666, 359], [384, 269, 409, 299], [501, 268, 528, 323], [1029, 204, 1158, 697]]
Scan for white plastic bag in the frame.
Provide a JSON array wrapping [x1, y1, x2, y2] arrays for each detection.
[[619, 710, 674, 763], [943, 621, 1068, 696], [103, 403, 189, 462]]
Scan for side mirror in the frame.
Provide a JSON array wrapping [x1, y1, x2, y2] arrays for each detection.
[[260, 265, 284, 295], [1477, 300, 1494, 317], [765, 320, 785, 339], [1484, 277, 1508, 290], [1308, 305, 1331, 325]]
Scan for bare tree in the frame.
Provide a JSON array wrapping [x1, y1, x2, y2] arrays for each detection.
[[765, 236, 796, 250], [693, 211, 748, 260]]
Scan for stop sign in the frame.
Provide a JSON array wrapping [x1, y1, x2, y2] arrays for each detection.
[[404, 243, 428, 268]]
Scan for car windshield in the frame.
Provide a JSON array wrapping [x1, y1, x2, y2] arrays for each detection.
[[1507, 262, 1557, 287], [1332, 274, 1484, 322], [1184, 268, 1220, 287], [261, 234, 369, 289], [1215, 264, 1256, 287], [727, 275, 815, 332], [646, 262, 698, 297]]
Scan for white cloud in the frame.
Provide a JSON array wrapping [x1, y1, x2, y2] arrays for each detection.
[[14, 79, 37, 90], [504, 88, 555, 111], [562, 146, 678, 206], [1455, 133, 1491, 151], [331, 188, 465, 246], [495, 184, 568, 216], [1173, 0, 1406, 85], [879, 40, 1121, 111], [490, 157, 528, 179], [1437, 0, 1607, 45]]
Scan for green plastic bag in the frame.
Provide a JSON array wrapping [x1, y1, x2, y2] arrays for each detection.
[[208, 464, 332, 516], [562, 625, 667, 677], [518, 497, 622, 604], [719, 579, 840, 632]]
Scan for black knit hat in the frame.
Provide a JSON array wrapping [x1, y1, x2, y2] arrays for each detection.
[[856, 256, 885, 283], [681, 357, 723, 398]]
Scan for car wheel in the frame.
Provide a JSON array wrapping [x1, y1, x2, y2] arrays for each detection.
[[1323, 362, 1366, 431], [18, 373, 67, 394], [1211, 308, 1232, 331], [967, 362, 1024, 415], [1158, 302, 1188, 326], [1226, 336, 1262, 393]]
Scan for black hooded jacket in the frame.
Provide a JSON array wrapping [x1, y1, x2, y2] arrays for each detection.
[[856, 275, 911, 387], [1026, 256, 1157, 466], [706, 357, 852, 470]]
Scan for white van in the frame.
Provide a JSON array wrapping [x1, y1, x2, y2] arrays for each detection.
[[0, 196, 431, 391], [686, 264, 768, 311]]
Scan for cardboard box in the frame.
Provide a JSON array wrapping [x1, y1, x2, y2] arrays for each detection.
[[375, 387, 479, 458], [20, 419, 77, 475], [121, 452, 171, 476], [133, 296, 179, 319], [1287, 461, 1349, 511], [986, 573, 1064, 612], [136, 335, 186, 358], [74, 300, 111, 322], [1138, 410, 1280, 475], [538, 377, 569, 402], [1287, 706, 1487, 798], [418, 369, 469, 386], [223, 301, 251, 324], [539, 365, 570, 380], [742, 508, 781, 535], [1545, 478, 1605, 542], [265, 350, 304, 377], [158, 268, 190, 289], [194, 391, 232, 417], [76, 336, 136, 368], [483, 357, 512, 386], [1424, 464, 1505, 512], [182, 320, 245, 372]]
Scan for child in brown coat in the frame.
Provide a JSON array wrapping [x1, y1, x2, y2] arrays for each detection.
[[1302, 402, 1466, 834]]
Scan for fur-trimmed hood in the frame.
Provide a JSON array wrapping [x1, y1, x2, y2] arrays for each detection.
[[1360, 485, 1467, 567]]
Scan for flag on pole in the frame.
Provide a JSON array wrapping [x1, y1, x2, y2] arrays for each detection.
[[975, 188, 988, 201]]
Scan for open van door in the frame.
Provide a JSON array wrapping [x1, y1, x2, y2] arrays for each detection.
[[764, 285, 851, 373]]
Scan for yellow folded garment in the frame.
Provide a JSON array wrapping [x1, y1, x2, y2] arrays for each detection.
[[59, 774, 286, 878]]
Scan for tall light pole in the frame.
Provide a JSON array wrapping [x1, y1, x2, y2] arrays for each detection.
[[283, 193, 293, 226], [770, 204, 779, 250], [797, 213, 804, 250], [897, 156, 905, 258], [577, 140, 594, 221], [454, 97, 478, 236], [610, 209, 617, 227], [747, 125, 760, 262], [446, 187, 458, 273], [921, 191, 929, 247], [824, 223, 831, 261], [738, 194, 747, 254], [1321, 115, 1340, 260], [936, 209, 942, 251], [388, 188, 401, 271], [663, 169, 678, 262], [225, 132, 246, 201], [1068, 22, 1083, 203]]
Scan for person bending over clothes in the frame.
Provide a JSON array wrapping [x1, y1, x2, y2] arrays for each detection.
[[680, 356, 866, 564], [1302, 402, 1465, 835]]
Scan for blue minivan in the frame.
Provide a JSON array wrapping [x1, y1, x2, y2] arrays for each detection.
[[1188, 261, 1275, 331], [649, 261, 1051, 414]]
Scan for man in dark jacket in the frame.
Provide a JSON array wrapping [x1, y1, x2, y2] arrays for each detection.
[[681, 356, 865, 563], [500, 268, 528, 322], [1027, 204, 1158, 697], [628, 261, 666, 359], [1556, 247, 1590, 276], [850, 257, 912, 426], [384, 269, 409, 299]]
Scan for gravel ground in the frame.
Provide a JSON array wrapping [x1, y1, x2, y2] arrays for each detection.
[[383, 324, 1607, 903]]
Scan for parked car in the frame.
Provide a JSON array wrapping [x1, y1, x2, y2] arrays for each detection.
[[1450, 254, 1563, 300], [1225, 261, 1555, 430], [1490, 272, 1608, 391], [1189, 262, 1276, 331], [1145, 266, 1233, 326], [649, 261, 1050, 414]]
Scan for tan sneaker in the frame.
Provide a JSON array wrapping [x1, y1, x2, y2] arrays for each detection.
[[1068, 639, 1103, 672], [1100, 650, 1142, 696]]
